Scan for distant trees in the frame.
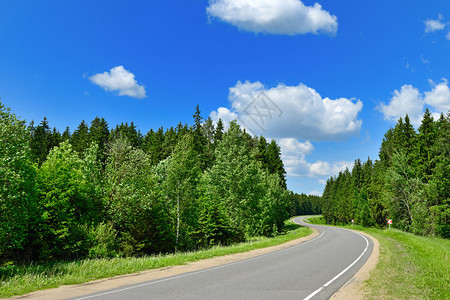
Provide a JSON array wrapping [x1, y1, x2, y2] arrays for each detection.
[[322, 110, 450, 238], [0, 101, 292, 264]]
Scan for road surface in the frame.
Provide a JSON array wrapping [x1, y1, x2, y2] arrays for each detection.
[[70, 216, 373, 300]]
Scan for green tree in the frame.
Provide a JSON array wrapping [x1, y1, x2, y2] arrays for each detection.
[[71, 120, 90, 156], [89, 117, 109, 163], [29, 117, 60, 165], [0, 102, 39, 262], [426, 113, 450, 237], [105, 136, 173, 255], [214, 118, 224, 146], [164, 133, 201, 250], [37, 141, 101, 260], [266, 139, 287, 189], [202, 116, 216, 168], [110, 122, 142, 149], [414, 109, 437, 182], [384, 152, 423, 232]]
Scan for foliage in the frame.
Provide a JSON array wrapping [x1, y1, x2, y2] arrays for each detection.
[[322, 112, 450, 238], [0, 224, 311, 298], [0, 103, 293, 264], [36, 142, 103, 260], [0, 102, 39, 262]]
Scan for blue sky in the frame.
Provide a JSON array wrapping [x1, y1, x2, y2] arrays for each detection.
[[1, 0, 449, 195]]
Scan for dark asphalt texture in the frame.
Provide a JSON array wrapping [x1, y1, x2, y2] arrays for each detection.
[[71, 217, 373, 300]]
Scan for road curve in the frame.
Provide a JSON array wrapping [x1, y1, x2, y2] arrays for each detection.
[[70, 217, 373, 300]]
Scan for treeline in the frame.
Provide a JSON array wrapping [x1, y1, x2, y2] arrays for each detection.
[[289, 192, 322, 217], [322, 109, 449, 238], [1, 102, 292, 263]]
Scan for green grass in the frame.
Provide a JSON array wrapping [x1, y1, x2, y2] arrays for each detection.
[[0, 222, 311, 298], [307, 216, 450, 299]]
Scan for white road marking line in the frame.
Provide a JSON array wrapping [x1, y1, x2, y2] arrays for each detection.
[[74, 227, 324, 300], [303, 229, 370, 300]]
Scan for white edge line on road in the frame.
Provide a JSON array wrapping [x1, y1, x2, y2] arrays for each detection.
[[303, 230, 370, 300], [74, 228, 325, 300]]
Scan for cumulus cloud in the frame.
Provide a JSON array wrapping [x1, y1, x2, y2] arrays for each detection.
[[378, 79, 450, 125], [378, 85, 424, 125], [89, 66, 147, 99], [276, 138, 352, 178], [210, 81, 363, 141], [424, 79, 450, 112], [206, 0, 338, 36], [424, 14, 445, 33]]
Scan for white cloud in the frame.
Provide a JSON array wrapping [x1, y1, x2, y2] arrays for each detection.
[[206, 0, 338, 36], [424, 79, 450, 112], [275, 137, 352, 178], [209, 107, 239, 129], [89, 66, 147, 99], [447, 31, 450, 40], [379, 79, 450, 125], [210, 81, 363, 141], [378, 85, 424, 125], [308, 190, 322, 196], [424, 14, 445, 33]]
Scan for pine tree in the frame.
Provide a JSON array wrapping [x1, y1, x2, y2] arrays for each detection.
[[71, 120, 90, 156], [415, 109, 437, 182], [62, 126, 71, 142], [192, 105, 207, 170], [427, 113, 450, 237], [255, 136, 268, 169], [266, 140, 287, 189], [29, 117, 55, 165], [202, 117, 216, 168], [110, 122, 142, 149], [214, 118, 224, 146], [89, 117, 109, 162]]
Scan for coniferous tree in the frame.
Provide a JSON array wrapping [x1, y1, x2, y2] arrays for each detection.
[[29, 117, 57, 165], [255, 136, 268, 169], [71, 120, 90, 156], [415, 109, 437, 183], [110, 122, 142, 149], [89, 117, 109, 162], [202, 116, 216, 168], [427, 113, 450, 237], [61, 126, 71, 142], [162, 127, 177, 159], [214, 118, 224, 146], [192, 105, 207, 170], [266, 140, 287, 189]]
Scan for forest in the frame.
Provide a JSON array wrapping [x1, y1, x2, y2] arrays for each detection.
[[322, 109, 449, 238], [0, 101, 320, 264]]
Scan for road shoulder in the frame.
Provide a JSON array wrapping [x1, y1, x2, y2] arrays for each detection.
[[330, 230, 380, 300]]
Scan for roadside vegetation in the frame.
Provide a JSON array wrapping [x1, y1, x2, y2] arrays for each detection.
[[321, 111, 449, 238], [307, 216, 450, 299], [0, 221, 311, 298], [1, 100, 320, 297]]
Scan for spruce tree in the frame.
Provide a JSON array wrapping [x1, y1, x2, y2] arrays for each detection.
[[266, 140, 287, 189], [89, 117, 109, 162], [71, 120, 90, 156]]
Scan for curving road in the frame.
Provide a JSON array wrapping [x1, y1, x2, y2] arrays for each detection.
[[71, 217, 373, 300]]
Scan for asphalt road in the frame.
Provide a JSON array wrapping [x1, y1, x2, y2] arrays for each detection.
[[71, 217, 373, 300]]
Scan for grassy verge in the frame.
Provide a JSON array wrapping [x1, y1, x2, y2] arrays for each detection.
[[307, 216, 449, 299], [0, 221, 311, 298]]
